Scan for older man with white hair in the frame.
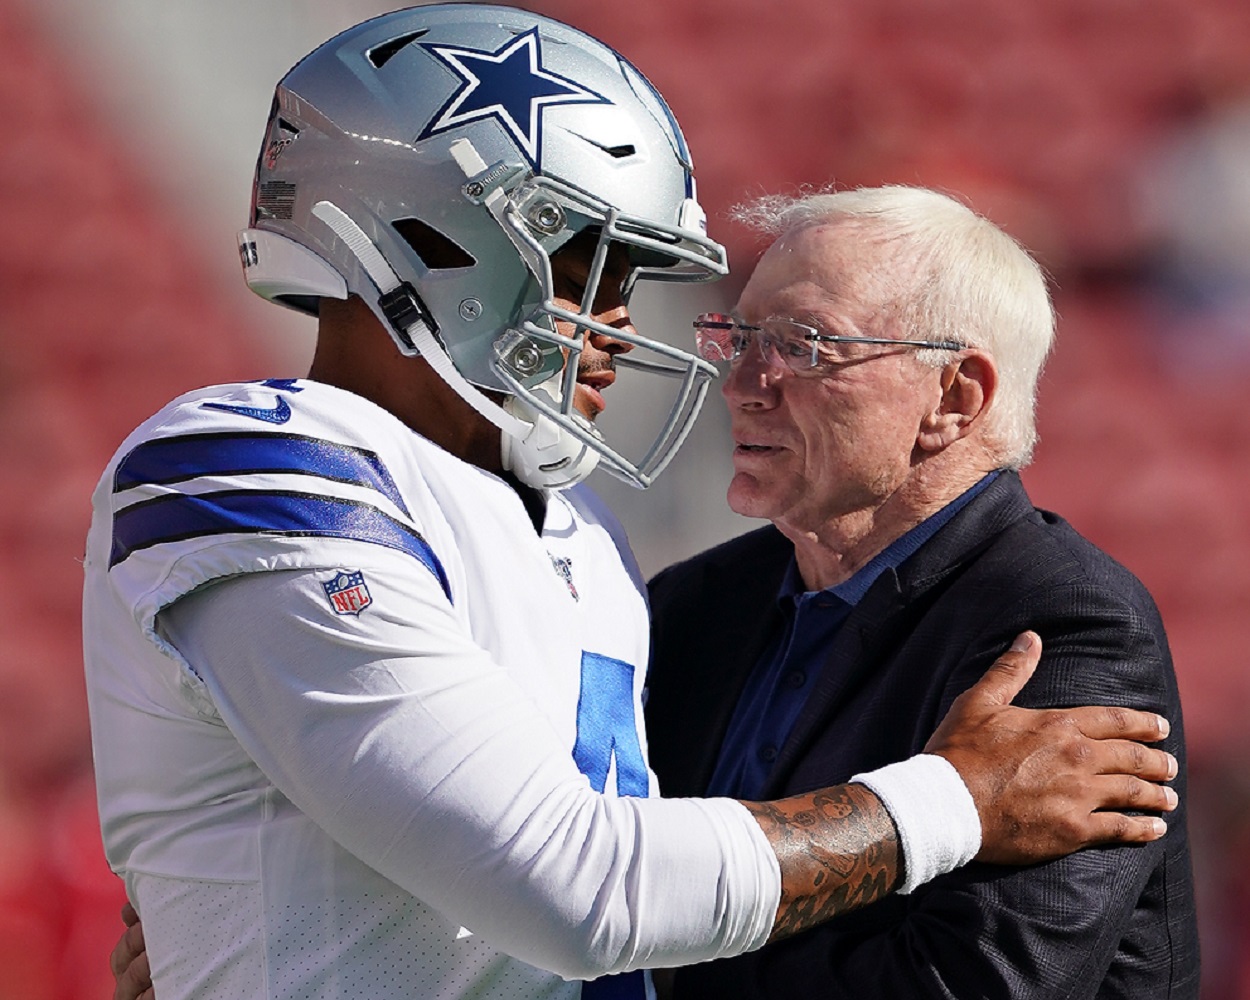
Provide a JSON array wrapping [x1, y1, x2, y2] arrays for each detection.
[[646, 185, 1199, 999]]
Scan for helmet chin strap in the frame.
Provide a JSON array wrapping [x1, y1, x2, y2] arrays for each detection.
[[311, 198, 600, 491], [311, 201, 525, 434], [500, 389, 601, 490]]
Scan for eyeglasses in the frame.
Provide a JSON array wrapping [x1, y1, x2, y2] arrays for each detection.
[[692, 313, 964, 374]]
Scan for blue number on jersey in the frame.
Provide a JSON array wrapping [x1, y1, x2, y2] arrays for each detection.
[[573, 652, 649, 999], [572, 651, 649, 798]]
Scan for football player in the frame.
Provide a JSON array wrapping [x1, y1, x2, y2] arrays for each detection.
[[87, 7, 1177, 1000]]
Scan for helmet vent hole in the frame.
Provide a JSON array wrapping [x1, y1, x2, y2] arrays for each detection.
[[393, 217, 476, 270], [603, 144, 636, 159], [367, 30, 430, 68]]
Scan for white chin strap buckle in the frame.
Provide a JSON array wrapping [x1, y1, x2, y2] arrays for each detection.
[[500, 395, 601, 490]]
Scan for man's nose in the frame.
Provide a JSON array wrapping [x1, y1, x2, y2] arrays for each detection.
[[586, 303, 635, 356], [721, 336, 781, 401]]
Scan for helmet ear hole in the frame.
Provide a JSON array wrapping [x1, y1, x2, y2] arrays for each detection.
[[392, 218, 477, 270]]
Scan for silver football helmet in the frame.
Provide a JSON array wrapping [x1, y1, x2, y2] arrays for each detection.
[[238, 4, 726, 489]]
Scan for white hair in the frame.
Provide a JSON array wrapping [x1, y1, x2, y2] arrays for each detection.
[[732, 186, 1055, 468]]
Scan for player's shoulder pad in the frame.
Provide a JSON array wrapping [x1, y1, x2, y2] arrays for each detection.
[[102, 379, 451, 631]]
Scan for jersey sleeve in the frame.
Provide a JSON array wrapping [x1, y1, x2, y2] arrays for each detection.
[[102, 393, 451, 639], [157, 561, 780, 980]]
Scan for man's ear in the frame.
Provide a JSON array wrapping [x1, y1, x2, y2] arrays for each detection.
[[916, 352, 997, 453]]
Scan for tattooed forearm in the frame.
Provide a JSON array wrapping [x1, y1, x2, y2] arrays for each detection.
[[742, 783, 901, 941]]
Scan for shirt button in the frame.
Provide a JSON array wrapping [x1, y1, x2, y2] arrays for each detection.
[[787, 671, 807, 689], [760, 745, 778, 762]]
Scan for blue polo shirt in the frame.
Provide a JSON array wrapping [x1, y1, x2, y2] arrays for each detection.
[[705, 472, 999, 800]]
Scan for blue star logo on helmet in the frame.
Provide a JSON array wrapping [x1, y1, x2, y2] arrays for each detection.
[[417, 27, 610, 169]]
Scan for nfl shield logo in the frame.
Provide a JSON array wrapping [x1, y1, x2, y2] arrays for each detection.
[[549, 555, 579, 602], [322, 570, 373, 616]]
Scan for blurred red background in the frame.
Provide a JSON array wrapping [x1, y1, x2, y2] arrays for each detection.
[[4, 0, 1250, 995]]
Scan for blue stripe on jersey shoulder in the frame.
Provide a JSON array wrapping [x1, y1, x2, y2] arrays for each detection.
[[113, 432, 410, 518], [109, 489, 451, 602]]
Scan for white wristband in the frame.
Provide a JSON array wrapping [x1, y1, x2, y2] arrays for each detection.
[[851, 754, 981, 894]]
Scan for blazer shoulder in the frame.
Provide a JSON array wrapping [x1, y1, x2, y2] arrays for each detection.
[[946, 509, 1177, 706], [984, 506, 1162, 619], [647, 526, 791, 643]]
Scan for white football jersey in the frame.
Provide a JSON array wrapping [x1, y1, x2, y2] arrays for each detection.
[[83, 379, 777, 1000]]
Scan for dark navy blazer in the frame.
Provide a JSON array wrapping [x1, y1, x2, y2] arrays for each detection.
[[645, 472, 1199, 999]]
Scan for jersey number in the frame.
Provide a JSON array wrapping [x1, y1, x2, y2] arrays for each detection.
[[572, 652, 648, 798], [573, 653, 649, 999]]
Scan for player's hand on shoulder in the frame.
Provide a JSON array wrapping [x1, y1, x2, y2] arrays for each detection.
[[111, 902, 153, 1000], [925, 631, 1178, 864]]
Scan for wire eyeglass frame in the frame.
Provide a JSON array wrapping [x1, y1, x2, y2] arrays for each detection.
[[693, 312, 965, 374]]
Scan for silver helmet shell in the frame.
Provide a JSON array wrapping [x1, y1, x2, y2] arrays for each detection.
[[239, 4, 726, 489]]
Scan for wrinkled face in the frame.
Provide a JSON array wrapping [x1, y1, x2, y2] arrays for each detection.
[[722, 222, 944, 532], [547, 231, 634, 421]]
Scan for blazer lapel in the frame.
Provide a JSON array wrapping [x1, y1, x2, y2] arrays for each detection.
[[645, 527, 792, 797], [761, 473, 1037, 796]]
